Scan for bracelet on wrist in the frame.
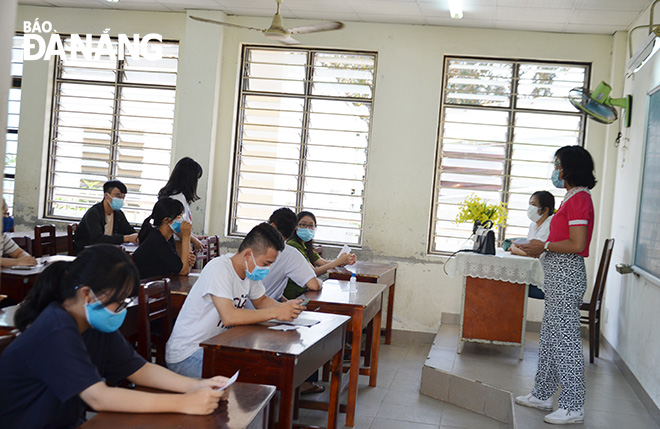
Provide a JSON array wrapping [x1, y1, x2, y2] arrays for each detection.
[[544, 241, 551, 252]]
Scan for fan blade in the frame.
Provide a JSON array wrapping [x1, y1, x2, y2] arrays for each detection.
[[189, 16, 264, 33], [265, 33, 300, 45], [289, 21, 344, 35]]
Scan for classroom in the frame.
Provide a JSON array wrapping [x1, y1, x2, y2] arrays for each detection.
[[0, 0, 659, 428]]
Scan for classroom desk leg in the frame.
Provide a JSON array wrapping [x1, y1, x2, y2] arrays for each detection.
[[368, 310, 382, 387], [278, 366, 295, 429], [327, 346, 343, 429], [385, 283, 395, 345], [346, 311, 363, 427]]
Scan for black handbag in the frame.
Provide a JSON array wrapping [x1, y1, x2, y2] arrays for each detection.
[[473, 220, 496, 255]]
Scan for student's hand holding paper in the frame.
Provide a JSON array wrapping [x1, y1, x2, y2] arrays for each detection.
[[275, 299, 303, 322], [180, 387, 224, 415], [336, 252, 352, 267], [195, 375, 231, 400]]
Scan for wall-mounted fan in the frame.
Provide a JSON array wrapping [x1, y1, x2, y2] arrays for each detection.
[[568, 81, 632, 127], [190, 0, 344, 45]]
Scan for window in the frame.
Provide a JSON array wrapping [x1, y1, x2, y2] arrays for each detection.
[[229, 46, 377, 245], [46, 36, 179, 224], [5, 35, 23, 212], [429, 57, 589, 254]]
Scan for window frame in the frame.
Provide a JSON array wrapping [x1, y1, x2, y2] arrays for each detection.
[[43, 35, 180, 224], [428, 55, 590, 255], [227, 45, 378, 246]]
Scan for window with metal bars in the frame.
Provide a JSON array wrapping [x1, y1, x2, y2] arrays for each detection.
[[429, 57, 590, 254], [229, 46, 377, 245], [46, 36, 179, 224], [5, 35, 23, 213]]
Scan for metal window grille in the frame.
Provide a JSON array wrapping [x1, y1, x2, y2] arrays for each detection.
[[229, 46, 377, 245], [5, 35, 23, 212], [429, 57, 590, 254], [46, 36, 179, 224]]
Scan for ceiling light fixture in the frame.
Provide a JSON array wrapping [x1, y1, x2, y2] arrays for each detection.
[[106, 0, 119, 3], [448, 0, 463, 19]]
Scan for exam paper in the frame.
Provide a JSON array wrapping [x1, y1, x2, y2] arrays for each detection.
[[268, 325, 299, 331], [338, 244, 351, 257]]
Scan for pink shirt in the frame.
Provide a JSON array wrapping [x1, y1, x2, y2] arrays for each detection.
[[547, 189, 594, 257]]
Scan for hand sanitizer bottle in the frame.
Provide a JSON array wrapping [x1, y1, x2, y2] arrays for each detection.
[[349, 273, 357, 295]]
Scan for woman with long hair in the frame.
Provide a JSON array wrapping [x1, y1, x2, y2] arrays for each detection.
[[516, 146, 597, 425], [158, 157, 205, 253], [0, 245, 228, 428], [283, 211, 356, 300], [133, 198, 195, 279]]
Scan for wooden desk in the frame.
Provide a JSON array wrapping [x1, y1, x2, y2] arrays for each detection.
[[201, 311, 350, 429], [82, 382, 276, 429], [328, 261, 397, 344], [300, 280, 387, 427], [6, 230, 68, 254], [0, 255, 76, 302]]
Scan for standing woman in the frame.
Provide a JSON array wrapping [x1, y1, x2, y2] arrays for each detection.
[[516, 146, 596, 425], [133, 198, 196, 279], [0, 245, 228, 428], [283, 211, 357, 300], [159, 157, 205, 253]]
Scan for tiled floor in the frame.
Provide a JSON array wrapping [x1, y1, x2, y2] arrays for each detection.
[[294, 324, 659, 429]]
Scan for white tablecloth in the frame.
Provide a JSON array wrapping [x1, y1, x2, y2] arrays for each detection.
[[446, 248, 544, 287]]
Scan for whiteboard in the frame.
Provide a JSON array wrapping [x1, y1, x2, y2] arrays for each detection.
[[634, 87, 660, 279]]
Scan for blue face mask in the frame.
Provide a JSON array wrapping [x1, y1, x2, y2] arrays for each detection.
[[296, 227, 315, 242], [551, 169, 565, 189], [245, 254, 270, 281], [3, 216, 14, 233], [84, 292, 127, 333], [170, 217, 183, 234], [109, 197, 124, 211]]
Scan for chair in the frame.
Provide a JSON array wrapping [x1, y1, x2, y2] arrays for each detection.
[[33, 224, 57, 257], [66, 223, 78, 256], [0, 327, 18, 357], [194, 236, 209, 269], [580, 238, 615, 363], [206, 235, 220, 265], [137, 279, 173, 365], [11, 235, 32, 255]]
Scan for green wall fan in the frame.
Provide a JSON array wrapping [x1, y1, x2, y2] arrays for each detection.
[[569, 81, 632, 127]]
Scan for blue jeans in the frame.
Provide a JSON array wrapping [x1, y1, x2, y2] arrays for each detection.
[[167, 348, 203, 378]]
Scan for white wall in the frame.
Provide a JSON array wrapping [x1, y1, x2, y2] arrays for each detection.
[[602, 4, 660, 410], [14, 7, 615, 333]]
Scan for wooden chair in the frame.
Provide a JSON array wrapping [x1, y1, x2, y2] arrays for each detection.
[[206, 235, 220, 265], [580, 238, 615, 364], [0, 327, 18, 357], [137, 279, 173, 365], [67, 223, 78, 256], [11, 235, 32, 255], [33, 224, 57, 257], [194, 236, 209, 269]]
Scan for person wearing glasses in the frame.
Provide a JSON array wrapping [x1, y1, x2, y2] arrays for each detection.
[[0, 245, 230, 428], [73, 180, 139, 254], [283, 211, 357, 300], [515, 146, 596, 425]]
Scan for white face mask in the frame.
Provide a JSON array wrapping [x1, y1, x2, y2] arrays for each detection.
[[527, 205, 542, 222]]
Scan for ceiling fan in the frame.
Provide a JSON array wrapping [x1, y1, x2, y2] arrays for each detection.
[[190, 0, 344, 45]]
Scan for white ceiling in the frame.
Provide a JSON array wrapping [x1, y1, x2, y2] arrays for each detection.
[[17, 0, 652, 35]]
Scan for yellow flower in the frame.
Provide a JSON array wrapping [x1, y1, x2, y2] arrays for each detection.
[[455, 193, 507, 227]]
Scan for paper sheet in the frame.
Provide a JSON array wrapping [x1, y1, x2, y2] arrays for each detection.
[[216, 370, 240, 391], [337, 244, 351, 257], [268, 325, 299, 331]]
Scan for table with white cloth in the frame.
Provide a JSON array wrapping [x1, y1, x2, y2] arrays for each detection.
[[446, 248, 544, 359]]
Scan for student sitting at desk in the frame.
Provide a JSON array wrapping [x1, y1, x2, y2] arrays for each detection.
[[166, 223, 305, 378], [73, 180, 138, 254], [283, 211, 357, 300], [1, 232, 37, 267], [0, 245, 229, 428], [133, 198, 195, 279], [509, 191, 555, 299]]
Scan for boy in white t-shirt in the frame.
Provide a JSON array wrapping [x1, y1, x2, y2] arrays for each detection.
[[166, 222, 305, 378]]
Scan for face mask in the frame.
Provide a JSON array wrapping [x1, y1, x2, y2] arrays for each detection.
[[109, 196, 124, 211], [84, 292, 127, 333], [245, 253, 270, 281], [170, 217, 183, 234], [527, 205, 542, 222], [551, 169, 565, 189], [2, 216, 14, 233], [296, 227, 315, 242]]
